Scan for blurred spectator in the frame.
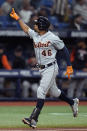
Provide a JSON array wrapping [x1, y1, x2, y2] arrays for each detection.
[[0, 44, 12, 70], [19, 0, 33, 23], [0, 0, 5, 6], [40, 0, 54, 17], [73, 0, 87, 24], [53, 0, 70, 22], [40, 0, 54, 9], [38, 7, 49, 17], [67, 40, 87, 98], [71, 40, 87, 70], [0, 8, 3, 16], [69, 14, 83, 30], [13, 0, 23, 13], [85, 0, 87, 4], [26, 54, 39, 98], [12, 46, 39, 98], [12, 46, 26, 69], [27, 53, 37, 69], [30, 0, 41, 9], [72, 0, 76, 6], [12, 45, 31, 98], [0, 44, 12, 97], [48, 16, 59, 30], [1, 0, 15, 15]]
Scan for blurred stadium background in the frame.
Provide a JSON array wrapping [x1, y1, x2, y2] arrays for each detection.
[[0, 0, 87, 101]]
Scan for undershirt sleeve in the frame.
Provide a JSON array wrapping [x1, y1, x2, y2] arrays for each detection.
[[59, 46, 71, 66]]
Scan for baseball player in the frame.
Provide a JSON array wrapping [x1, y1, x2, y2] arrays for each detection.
[[10, 8, 79, 128]]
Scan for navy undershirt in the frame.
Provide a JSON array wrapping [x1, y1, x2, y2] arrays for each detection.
[[59, 46, 71, 66]]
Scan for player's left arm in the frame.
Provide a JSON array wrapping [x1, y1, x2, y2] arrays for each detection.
[[60, 46, 73, 79], [52, 36, 73, 79]]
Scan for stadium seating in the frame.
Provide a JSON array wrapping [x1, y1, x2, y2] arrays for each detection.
[[48, 16, 59, 28], [0, 0, 5, 6], [40, 0, 54, 8], [0, 0, 75, 30], [0, 16, 8, 28], [0, 16, 20, 29], [58, 22, 69, 30]]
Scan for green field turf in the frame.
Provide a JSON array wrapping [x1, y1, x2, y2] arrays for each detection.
[[0, 105, 87, 128]]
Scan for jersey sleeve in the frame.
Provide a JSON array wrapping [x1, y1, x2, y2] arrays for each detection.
[[27, 28, 37, 39], [52, 36, 64, 50]]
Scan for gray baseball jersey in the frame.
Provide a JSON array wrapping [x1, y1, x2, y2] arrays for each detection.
[[28, 28, 64, 65], [27, 28, 64, 99]]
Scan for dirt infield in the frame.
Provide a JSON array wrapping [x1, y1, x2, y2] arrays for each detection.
[[0, 101, 87, 106], [0, 128, 87, 131]]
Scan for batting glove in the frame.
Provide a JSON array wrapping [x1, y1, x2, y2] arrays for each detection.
[[10, 8, 20, 21], [65, 66, 73, 79]]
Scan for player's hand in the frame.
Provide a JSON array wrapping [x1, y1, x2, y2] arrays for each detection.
[[65, 66, 73, 79], [10, 8, 20, 21]]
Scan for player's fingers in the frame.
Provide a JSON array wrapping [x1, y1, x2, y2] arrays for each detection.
[[12, 8, 15, 13], [10, 14, 13, 17]]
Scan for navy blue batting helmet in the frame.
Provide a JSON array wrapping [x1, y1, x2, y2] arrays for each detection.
[[34, 16, 50, 31]]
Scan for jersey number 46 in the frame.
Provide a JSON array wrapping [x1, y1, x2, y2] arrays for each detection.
[[42, 50, 52, 56]]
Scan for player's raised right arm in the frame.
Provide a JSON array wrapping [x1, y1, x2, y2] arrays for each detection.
[[10, 8, 29, 34]]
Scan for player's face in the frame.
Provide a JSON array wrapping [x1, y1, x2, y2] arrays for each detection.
[[0, 49, 4, 54], [34, 24, 40, 33]]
